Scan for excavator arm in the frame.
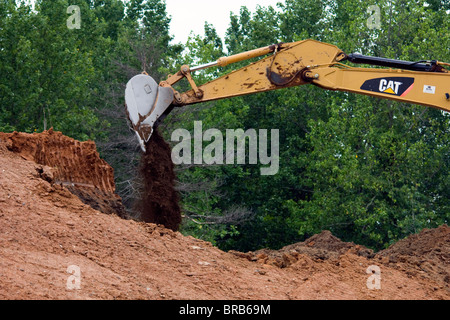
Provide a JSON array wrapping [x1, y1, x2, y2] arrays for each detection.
[[125, 39, 450, 152]]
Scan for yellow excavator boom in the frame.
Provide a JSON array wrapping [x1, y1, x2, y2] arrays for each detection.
[[125, 39, 450, 152]]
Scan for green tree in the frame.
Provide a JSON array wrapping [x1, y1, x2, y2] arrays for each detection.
[[0, 0, 102, 140], [174, 0, 449, 252], [285, 0, 450, 249]]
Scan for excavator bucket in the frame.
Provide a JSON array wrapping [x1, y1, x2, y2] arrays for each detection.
[[125, 74, 174, 152]]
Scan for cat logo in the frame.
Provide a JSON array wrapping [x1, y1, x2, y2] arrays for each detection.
[[361, 77, 415, 97], [379, 79, 403, 95]]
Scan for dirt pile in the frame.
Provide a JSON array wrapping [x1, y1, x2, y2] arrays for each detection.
[[233, 230, 374, 268], [234, 227, 449, 292], [375, 225, 450, 290], [233, 227, 450, 296], [0, 133, 449, 300], [0, 130, 127, 218], [136, 130, 181, 231]]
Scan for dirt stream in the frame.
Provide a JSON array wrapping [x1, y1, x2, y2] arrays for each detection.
[[0, 130, 448, 300], [136, 130, 182, 231]]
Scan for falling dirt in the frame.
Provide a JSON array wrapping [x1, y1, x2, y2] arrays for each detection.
[[135, 129, 182, 231], [0, 131, 449, 300]]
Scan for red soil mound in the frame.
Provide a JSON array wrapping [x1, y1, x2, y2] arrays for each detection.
[[0, 130, 127, 218], [233, 230, 374, 268], [375, 225, 450, 290], [0, 132, 448, 300]]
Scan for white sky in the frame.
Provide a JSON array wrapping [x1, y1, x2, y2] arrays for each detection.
[[26, 0, 285, 44], [165, 0, 285, 44]]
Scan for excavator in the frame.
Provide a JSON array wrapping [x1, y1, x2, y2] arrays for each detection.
[[125, 39, 450, 152]]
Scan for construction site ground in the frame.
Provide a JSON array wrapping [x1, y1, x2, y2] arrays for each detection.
[[0, 131, 448, 300]]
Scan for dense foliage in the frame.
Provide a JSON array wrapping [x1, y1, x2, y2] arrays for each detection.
[[1, 0, 448, 251]]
